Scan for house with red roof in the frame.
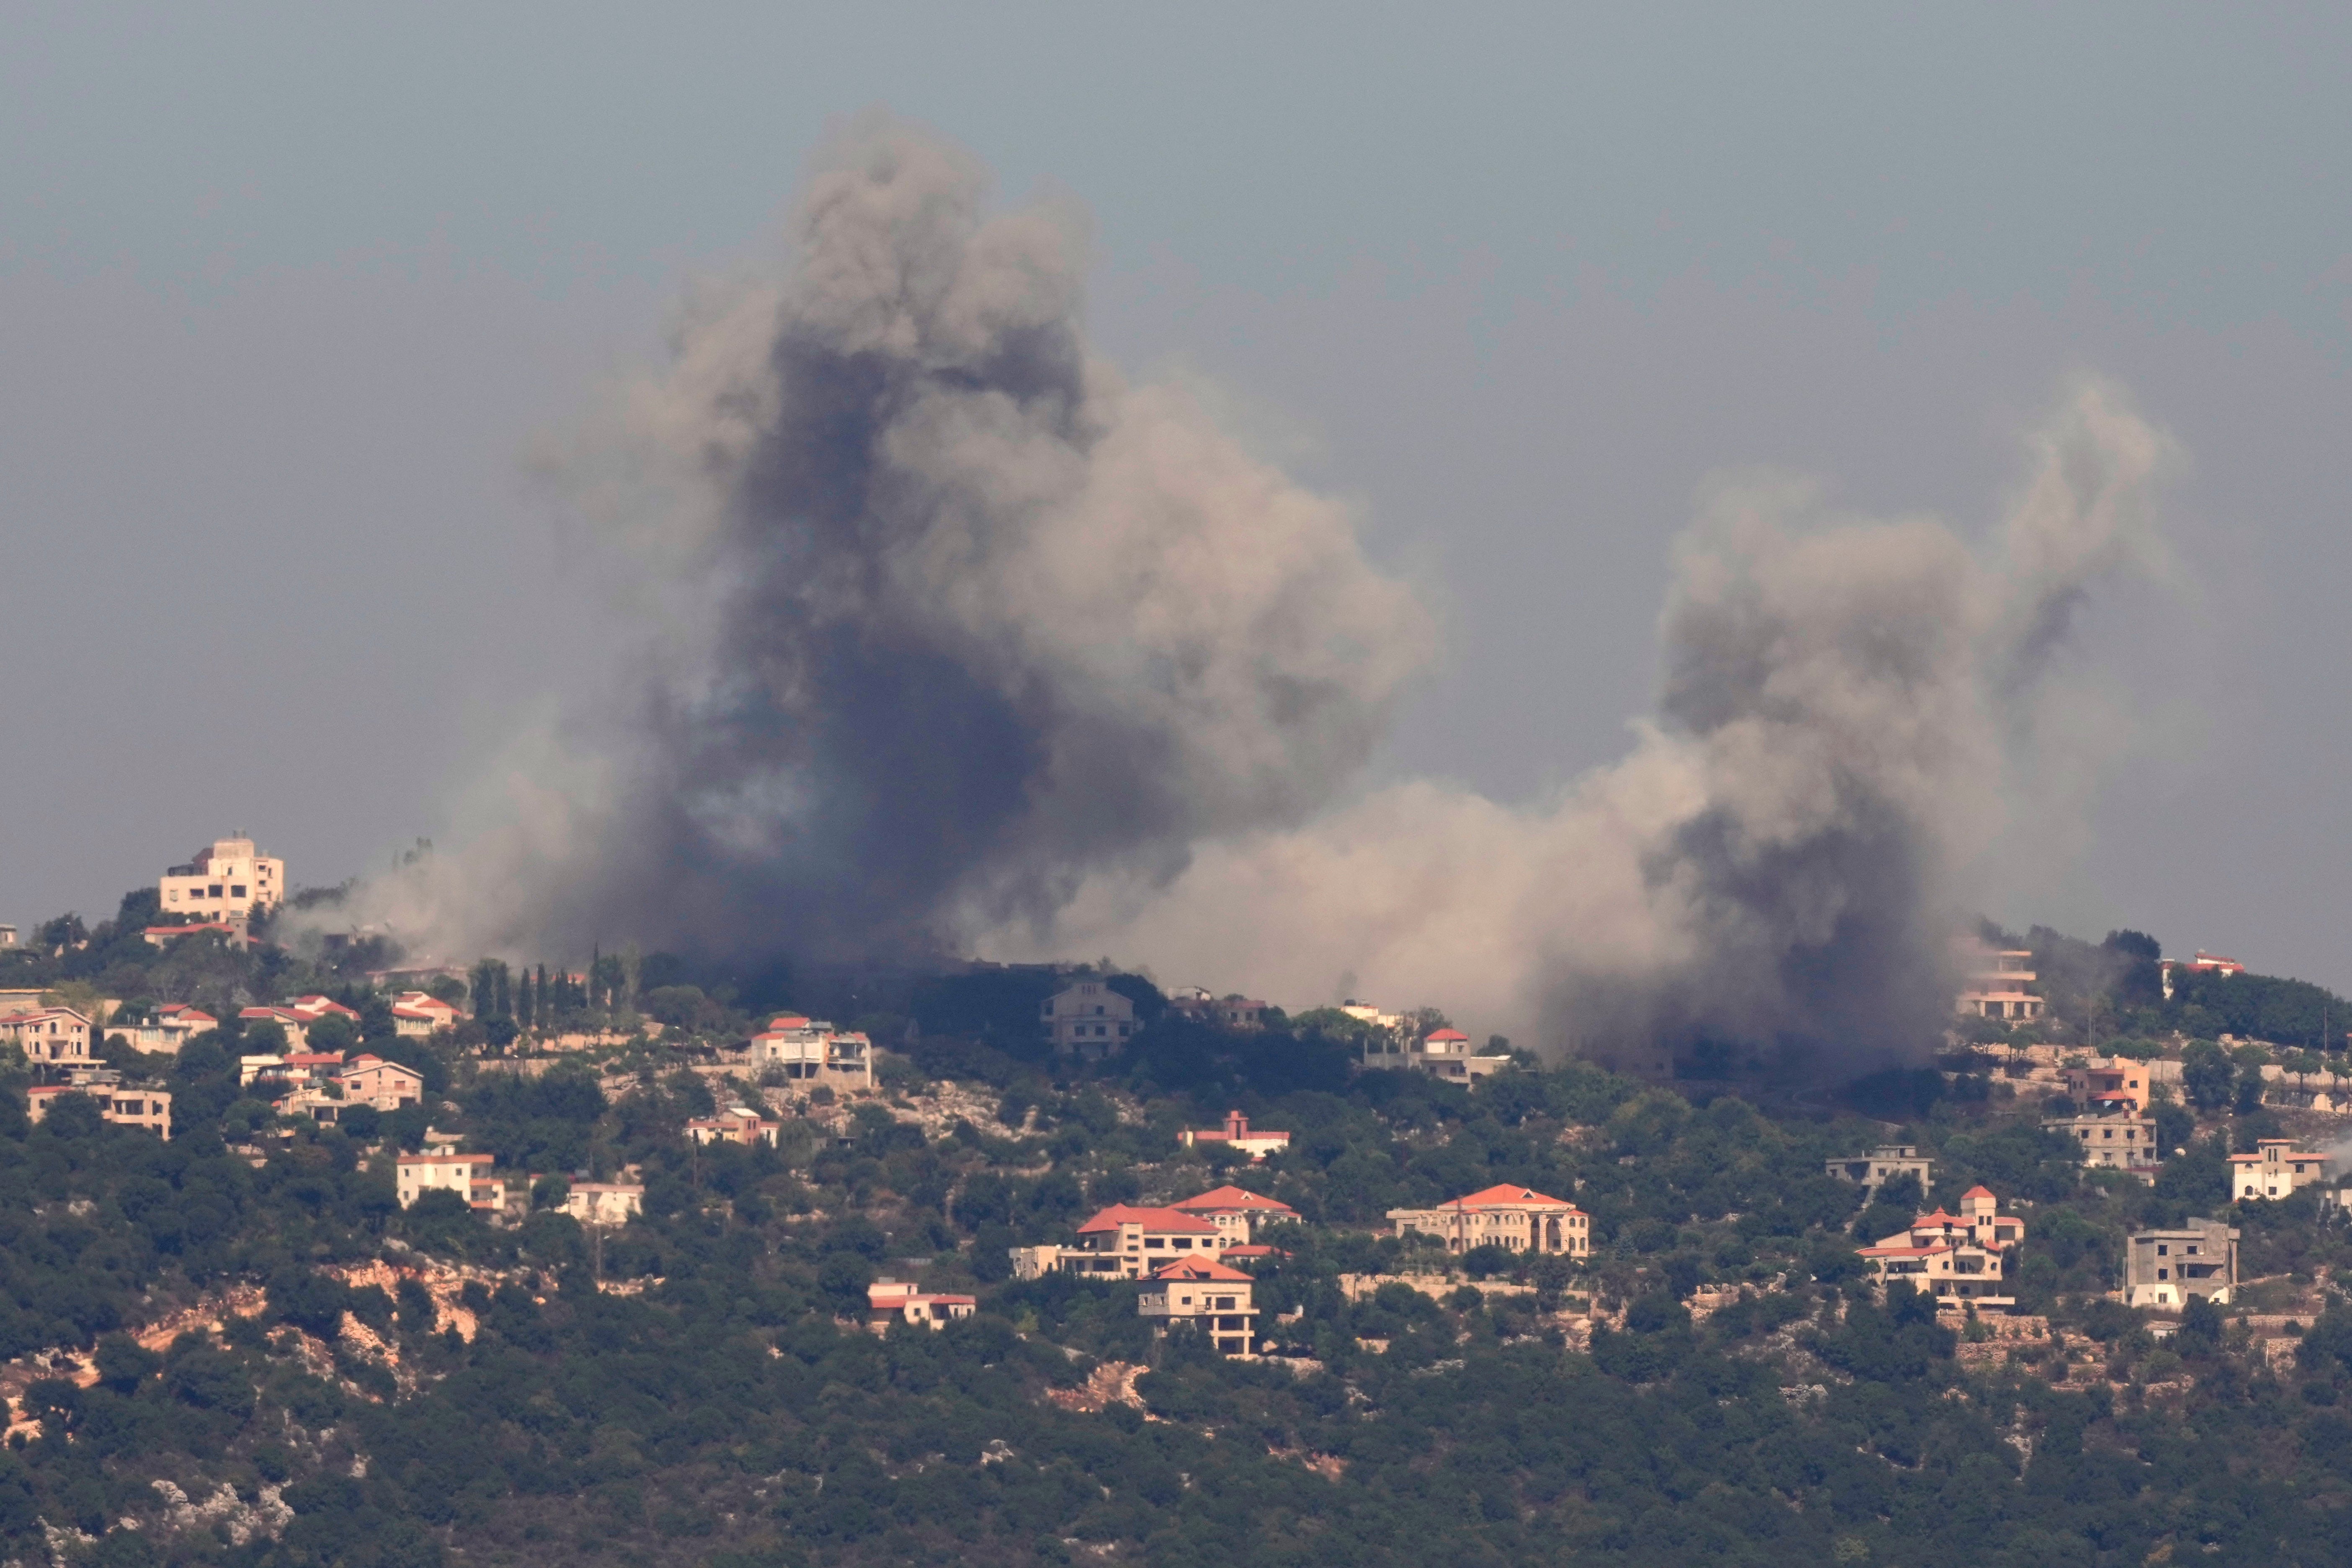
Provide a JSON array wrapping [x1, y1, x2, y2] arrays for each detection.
[[750, 1016, 873, 1090], [1387, 1184, 1591, 1256], [1169, 1186, 1300, 1248], [0, 1006, 92, 1065], [1138, 1257, 1259, 1355], [867, 1280, 977, 1332], [389, 991, 464, 1038], [1178, 1109, 1291, 1161], [1362, 1026, 1514, 1085], [1855, 1186, 2026, 1310]]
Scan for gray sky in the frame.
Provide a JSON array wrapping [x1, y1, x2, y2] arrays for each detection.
[[5, 5, 2348, 986]]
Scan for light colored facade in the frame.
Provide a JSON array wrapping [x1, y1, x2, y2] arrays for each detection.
[[2044, 1112, 2161, 1173], [1855, 1186, 2025, 1310], [1825, 1145, 1935, 1192], [1042, 981, 1137, 1053], [26, 1085, 172, 1138], [142, 921, 249, 949], [564, 1183, 645, 1226], [397, 1151, 503, 1211], [867, 1280, 976, 1331], [338, 1054, 426, 1112], [751, 1016, 873, 1089], [2062, 1057, 2154, 1114], [1169, 1185, 1300, 1247], [1362, 1028, 1513, 1084], [2125, 1217, 2238, 1308], [685, 1108, 781, 1147], [1955, 943, 2044, 1021], [1013, 1204, 1227, 1281], [2229, 1139, 2326, 1203], [0, 1006, 93, 1064], [239, 996, 360, 1053], [241, 1051, 346, 1090], [2160, 951, 2245, 999], [1387, 1184, 1591, 1256], [390, 992, 463, 1037], [1138, 1257, 1259, 1355], [1178, 1109, 1292, 1161], [159, 836, 284, 921]]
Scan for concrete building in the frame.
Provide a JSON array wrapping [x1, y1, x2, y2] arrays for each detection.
[[142, 921, 250, 949], [685, 1107, 781, 1147], [0, 1006, 92, 1065], [2043, 1111, 2162, 1173], [159, 836, 284, 921], [2062, 1057, 2155, 1114], [1855, 1186, 2026, 1310], [751, 1016, 874, 1090], [1362, 1028, 1514, 1085], [1178, 1109, 1292, 1161], [238, 996, 360, 1053], [867, 1280, 976, 1332], [397, 1151, 503, 1211], [26, 1084, 172, 1139], [2229, 1139, 2327, 1203], [1825, 1145, 1935, 1193], [2125, 1217, 2238, 1308], [1387, 1184, 1591, 1256], [563, 1183, 645, 1226], [1955, 942, 2045, 1022], [1012, 1204, 1228, 1281], [1138, 1257, 1259, 1355], [1042, 981, 1137, 1054]]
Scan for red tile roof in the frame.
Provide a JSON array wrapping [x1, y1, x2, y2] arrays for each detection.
[[1960, 1186, 1997, 1200], [1151, 1257, 1254, 1282], [1075, 1204, 1219, 1236], [1439, 1184, 1582, 1213], [1172, 1186, 1299, 1215], [1425, 1029, 1470, 1042]]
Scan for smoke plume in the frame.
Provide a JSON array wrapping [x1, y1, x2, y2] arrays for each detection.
[[338, 113, 1431, 962], [338, 113, 2177, 1073], [1005, 382, 2175, 1070]]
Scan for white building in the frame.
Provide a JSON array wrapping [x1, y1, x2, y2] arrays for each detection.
[[1178, 1110, 1292, 1161], [1362, 1028, 1513, 1084], [1825, 1145, 1936, 1192], [159, 836, 284, 921], [563, 1183, 645, 1226], [1042, 981, 1137, 1053], [1955, 941, 2045, 1022], [389, 992, 463, 1037], [2229, 1139, 2327, 1203], [867, 1280, 976, 1332], [396, 1151, 503, 1211]]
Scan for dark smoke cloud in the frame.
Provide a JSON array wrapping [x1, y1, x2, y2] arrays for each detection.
[[335, 113, 1430, 961], [1023, 384, 2177, 1069]]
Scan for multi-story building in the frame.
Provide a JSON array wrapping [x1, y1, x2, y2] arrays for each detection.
[[2229, 1139, 2327, 1203], [238, 996, 361, 1052], [1177, 1110, 1292, 1161], [158, 836, 284, 921], [1011, 1204, 1227, 1281], [338, 1054, 426, 1112], [750, 1016, 873, 1089], [685, 1107, 781, 1147], [2160, 951, 2245, 999], [240, 1051, 346, 1090], [1138, 1258, 1259, 1356], [1955, 941, 2045, 1022], [2062, 1056, 2155, 1114], [1041, 981, 1137, 1054], [1826, 1145, 1936, 1193], [1854, 1186, 2027, 1310], [396, 1151, 503, 1211], [1362, 1028, 1514, 1085], [1387, 1184, 1591, 1256], [2125, 1217, 2238, 1308], [26, 1085, 172, 1139], [0, 1006, 92, 1065], [2043, 1111, 2162, 1173], [1168, 1185, 1300, 1248], [867, 1280, 977, 1332], [103, 1003, 219, 1055]]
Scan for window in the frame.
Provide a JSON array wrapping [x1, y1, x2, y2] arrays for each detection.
[[231, 885, 246, 897], [208, 885, 222, 897], [2157, 1268, 2169, 1279]]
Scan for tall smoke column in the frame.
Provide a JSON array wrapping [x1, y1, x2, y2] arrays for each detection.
[[335, 113, 1433, 960], [1016, 380, 2176, 1070]]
